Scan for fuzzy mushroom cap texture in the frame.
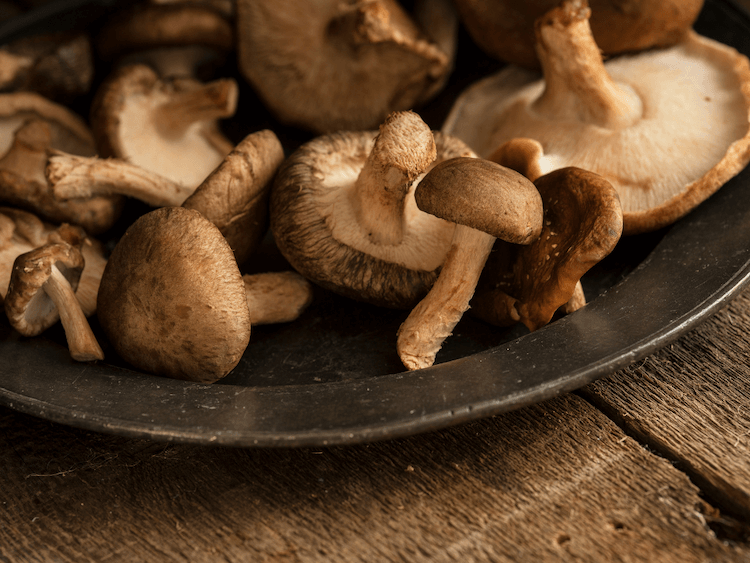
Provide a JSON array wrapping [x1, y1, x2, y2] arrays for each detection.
[[96, 206, 251, 383], [236, 0, 453, 133], [90, 63, 236, 190], [453, 0, 704, 69], [472, 167, 623, 331], [270, 124, 475, 309], [0, 92, 123, 234], [444, 0, 750, 235]]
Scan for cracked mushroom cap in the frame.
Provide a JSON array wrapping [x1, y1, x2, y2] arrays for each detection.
[[0, 92, 123, 234], [90, 63, 237, 191], [236, 0, 455, 133], [96, 206, 251, 383], [444, 0, 750, 234], [453, 0, 704, 69], [270, 110, 476, 309], [471, 166, 623, 331]]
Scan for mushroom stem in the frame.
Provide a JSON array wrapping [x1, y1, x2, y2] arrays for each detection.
[[531, 0, 642, 130], [46, 151, 193, 207], [243, 271, 313, 325], [397, 225, 495, 370], [351, 111, 437, 246], [44, 264, 104, 362], [154, 78, 238, 140]]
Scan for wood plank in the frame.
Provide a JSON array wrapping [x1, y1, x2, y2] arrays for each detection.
[[581, 286, 750, 522], [0, 394, 744, 562]]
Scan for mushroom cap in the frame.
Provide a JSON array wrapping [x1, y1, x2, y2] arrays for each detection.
[[182, 129, 284, 266], [444, 27, 750, 234], [270, 127, 475, 309], [4, 224, 86, 336], [453, 0, 704, 69], [414, 157, 543, 245], [96, 3, 234, 64], [0, 92, 123, 234], [96, 206, 251, 383], [236, 0, 453, 133], [472, 167, 623, 330], [90, 63, 236, 190]]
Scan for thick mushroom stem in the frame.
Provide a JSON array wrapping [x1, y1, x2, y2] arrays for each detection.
[[46, 151, 192, 207], [351, 111, 437, 246], [154, 77, 238, 140], [531, 0, 642, 130], [243, 271, 313, 325], [44, 264, 104, 362], [397, 225, 495, 370]]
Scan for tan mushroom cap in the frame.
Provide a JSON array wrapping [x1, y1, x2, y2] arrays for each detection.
[[0, 92, 122, 234], [96, 206, 251, 383], [453, 0, 704, 69], [270, 111, 476, 309], [236, 0, 454, 133], [471, 167, 623, 331], [4, 224, 104, 362], [444, 0, 750, 235], [90, 63, 237, 191]]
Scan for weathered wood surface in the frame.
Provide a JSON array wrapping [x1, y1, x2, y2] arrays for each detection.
[[1, 390, 747, 562], [581, 289, 750, 523]]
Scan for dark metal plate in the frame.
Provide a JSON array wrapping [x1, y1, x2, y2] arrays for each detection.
[[0, 0, 749, 447]]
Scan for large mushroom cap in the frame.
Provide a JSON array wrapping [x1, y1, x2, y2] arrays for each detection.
[[236, 0, 454, 133], [270, 111, 476, 309], [453, 0, 704, 69], [96, 206, 251, 383], [444, 0, 750, 234]]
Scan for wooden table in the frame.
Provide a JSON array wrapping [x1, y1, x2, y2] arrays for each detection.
[[1, 257, 749, 562], [3, 1, 750, 562]]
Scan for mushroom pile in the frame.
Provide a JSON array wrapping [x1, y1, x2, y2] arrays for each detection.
[[0, 0, 746, 381]]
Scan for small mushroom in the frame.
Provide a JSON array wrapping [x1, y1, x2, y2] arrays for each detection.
[[4, 223, 104, 362], [470, 167, 623, 331], [95, 1, 234, 80], [96, 206, 251, 383], [452, 0, 704, 69], [270, 110, 476, 309], [89, 63, 237, 192], [396, 157, 544, 370], [48, 128, 285, 266], [0, 92, 123, 234], [443, 0, 750, 234], [243, 271, 313, 325], [236, 0, 455, 133]]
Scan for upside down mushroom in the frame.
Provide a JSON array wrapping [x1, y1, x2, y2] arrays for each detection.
[[397, 157, 544, 370], [444, 0, 750, 234], [270, 110, 476, 309], [471, 166, 623, 331]]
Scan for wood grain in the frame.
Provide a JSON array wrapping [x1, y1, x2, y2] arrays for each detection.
[[0, 393, 745, 562], [581, 289, 750, 523]]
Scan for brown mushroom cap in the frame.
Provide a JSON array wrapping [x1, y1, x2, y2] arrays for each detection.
[[90, 63, 237, 191], [0, 92, 123, 234], [270, 112, 476, 309], [236, 0, 454, 133], [453, 0, 704, 69], [471, 166, 623, 331], [4, 223, 104, 362], [444, 0, 750, 234], [96, 206, 251, 383]]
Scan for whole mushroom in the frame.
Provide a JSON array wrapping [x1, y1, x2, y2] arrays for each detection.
[[443, 0, 750, 234], [270, 110, 476, 309]]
